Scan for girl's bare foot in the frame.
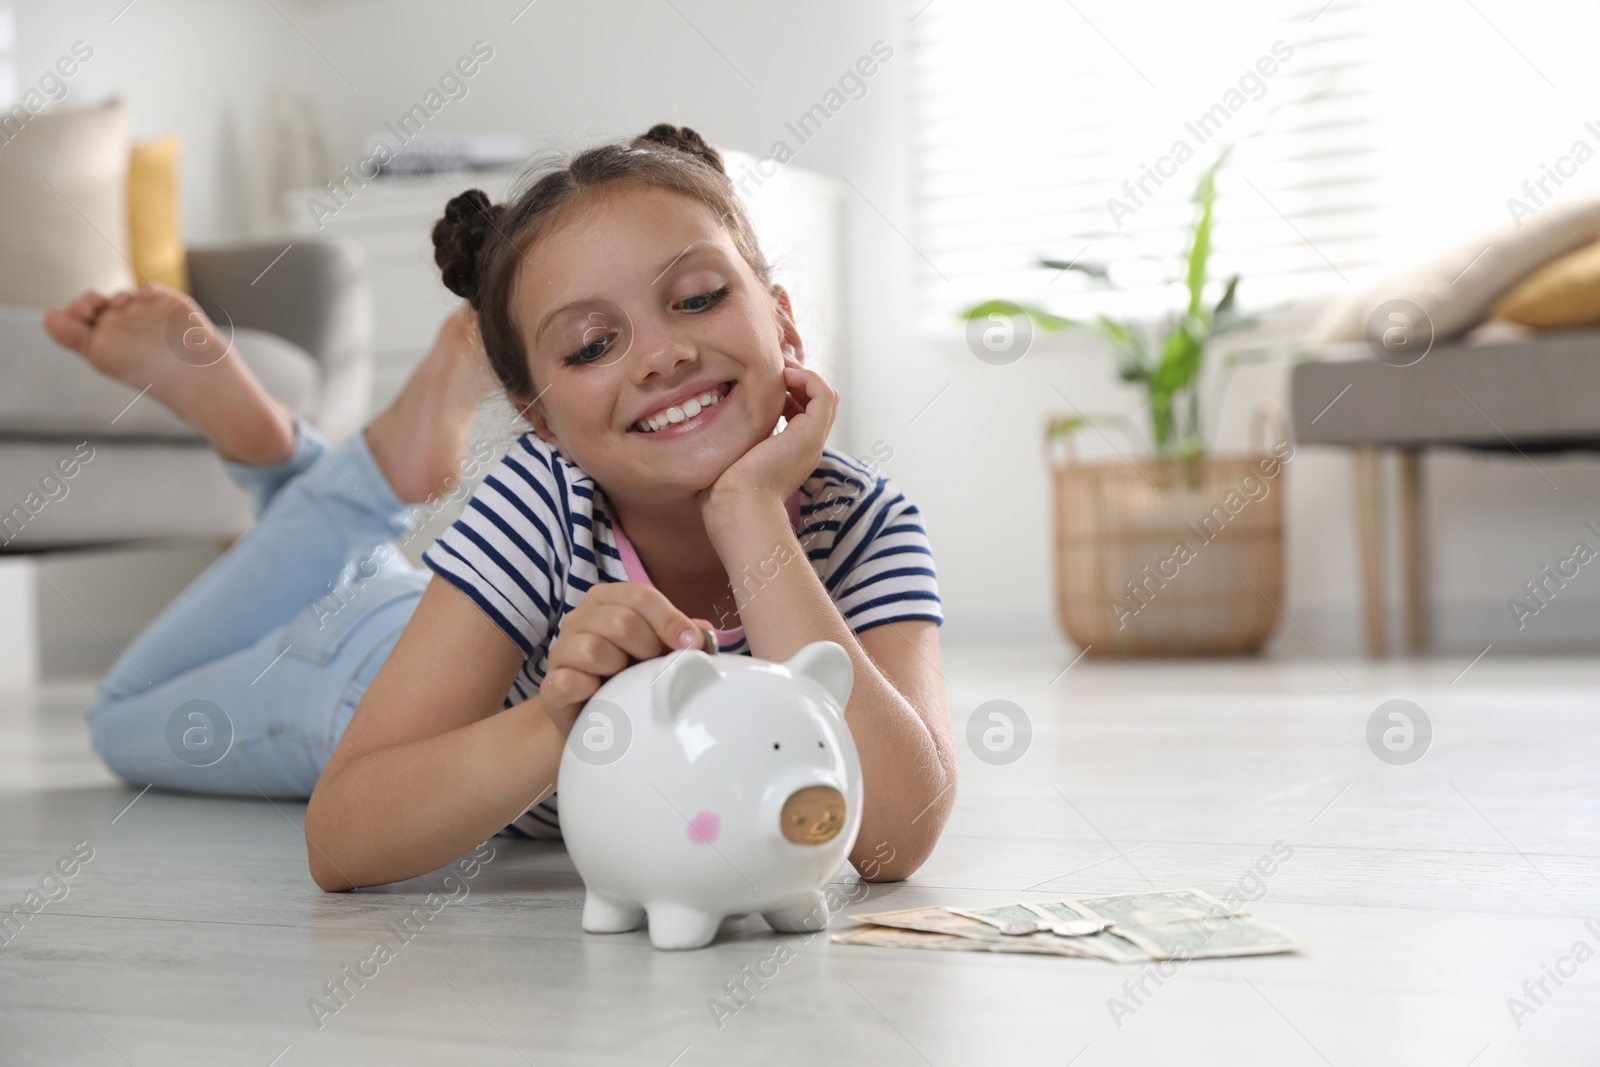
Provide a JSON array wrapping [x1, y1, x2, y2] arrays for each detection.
[[43, 284, 298, 466], [364, 305, 500, 505]]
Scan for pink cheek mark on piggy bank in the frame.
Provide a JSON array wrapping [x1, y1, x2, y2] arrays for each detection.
[[687, 811, 721, 845]]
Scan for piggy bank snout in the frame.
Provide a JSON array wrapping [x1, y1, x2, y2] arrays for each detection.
[[779, 784, 847, 845]]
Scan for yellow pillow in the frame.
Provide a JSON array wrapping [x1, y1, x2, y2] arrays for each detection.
[[127, 134, 189, 292], [1493, 238, 1600, 328]]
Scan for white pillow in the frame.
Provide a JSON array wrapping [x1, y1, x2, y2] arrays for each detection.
[[1309, 194, 1600, 346], [0, 96, 136, 309]]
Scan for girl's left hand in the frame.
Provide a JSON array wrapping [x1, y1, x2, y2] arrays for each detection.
[[698, 351, 837, 529]]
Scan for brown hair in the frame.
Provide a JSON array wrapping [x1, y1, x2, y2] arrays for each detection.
[[431, 124, 776, 404]]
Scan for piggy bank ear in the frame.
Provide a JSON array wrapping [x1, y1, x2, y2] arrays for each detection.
[[656, 649, 722, 722], [784, 640, 854, 710]]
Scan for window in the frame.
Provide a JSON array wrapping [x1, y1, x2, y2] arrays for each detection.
[[910, 0, 1600, 335]]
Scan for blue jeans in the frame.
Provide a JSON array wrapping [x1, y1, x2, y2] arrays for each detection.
[[87, 419, 430, 798]]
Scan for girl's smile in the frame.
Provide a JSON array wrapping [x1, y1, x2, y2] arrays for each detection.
[[629, 380, 735, 438]]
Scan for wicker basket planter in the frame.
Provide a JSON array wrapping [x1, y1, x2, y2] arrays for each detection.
[[1048, 418, 1288, 656]]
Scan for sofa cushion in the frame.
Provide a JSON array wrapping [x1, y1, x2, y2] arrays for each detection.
[[1493, 238, 1600, 329], [1309, 194, 1600, 347], [0, 97, 137, 308], [0, 304, 320, 439], [128, 134, 190, 293], [0, 438, 255, 549]]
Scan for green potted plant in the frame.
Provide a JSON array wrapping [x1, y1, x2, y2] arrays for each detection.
[[961, 152, 1254, 460], [959, 152, 1289, 656]]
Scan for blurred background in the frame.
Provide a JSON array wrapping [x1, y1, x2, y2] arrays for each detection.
[[5, 0, 1600, 677]]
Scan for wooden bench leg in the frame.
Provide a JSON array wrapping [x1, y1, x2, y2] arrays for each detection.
[[1352, 446, 1387, 656], [1397, 449, 1428, 653]]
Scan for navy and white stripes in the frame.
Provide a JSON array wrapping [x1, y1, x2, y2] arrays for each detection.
[[422, 433, 942, 839]]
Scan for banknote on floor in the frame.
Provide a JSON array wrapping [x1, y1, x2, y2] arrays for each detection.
[[833, 889, 1304, 962]]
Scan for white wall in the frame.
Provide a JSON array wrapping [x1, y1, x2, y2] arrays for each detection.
[[8, 0, 322, 241], [16, 0, 1600, 668]]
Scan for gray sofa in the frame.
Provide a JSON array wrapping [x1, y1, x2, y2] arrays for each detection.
[[0, 240, 372, 550], [1289, 326, 1600, 653]]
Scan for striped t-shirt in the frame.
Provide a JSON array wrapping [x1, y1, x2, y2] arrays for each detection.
[[421, 432, 943, 839]]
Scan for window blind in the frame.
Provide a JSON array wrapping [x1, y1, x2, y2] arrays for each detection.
[[911, 0, 1587, 335]]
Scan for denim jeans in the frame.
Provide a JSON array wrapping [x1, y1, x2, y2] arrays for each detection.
[[86, 419, 429, 798]]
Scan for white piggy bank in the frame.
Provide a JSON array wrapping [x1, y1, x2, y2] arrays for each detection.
[[557, 639, 862, 950]]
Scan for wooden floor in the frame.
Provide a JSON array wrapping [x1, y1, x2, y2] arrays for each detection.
[[2, 646, 1597, 1065]]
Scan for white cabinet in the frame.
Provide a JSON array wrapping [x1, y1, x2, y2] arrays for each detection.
[[285, 168, 520, 410]]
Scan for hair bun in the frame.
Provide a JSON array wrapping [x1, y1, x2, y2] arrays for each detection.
[[432, 189, 501, 303], [637, 123, 725, 174]]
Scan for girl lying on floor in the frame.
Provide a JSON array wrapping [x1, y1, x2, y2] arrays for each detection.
[[44, 123, 956, 890]]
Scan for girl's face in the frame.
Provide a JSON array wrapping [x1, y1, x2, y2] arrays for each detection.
[[511, 183, 798, 505]]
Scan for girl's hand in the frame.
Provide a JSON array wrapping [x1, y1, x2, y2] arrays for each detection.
[[699, 351, 837, 530], [538, 582, 714, 736]]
